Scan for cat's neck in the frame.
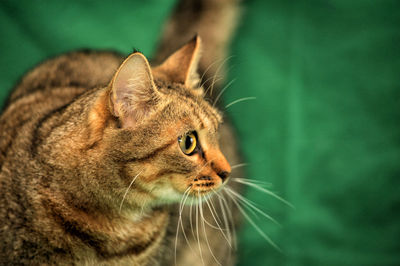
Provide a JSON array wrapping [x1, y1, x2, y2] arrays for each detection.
[[41, 189, 170, 262]]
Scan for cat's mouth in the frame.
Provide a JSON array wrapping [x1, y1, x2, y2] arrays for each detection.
[[185, 186, 219, 203], [188, 175, 228, 196], [193, 176, 215, 188]]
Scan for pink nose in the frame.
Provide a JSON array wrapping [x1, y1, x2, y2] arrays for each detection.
[[209, 150, 231, 182]]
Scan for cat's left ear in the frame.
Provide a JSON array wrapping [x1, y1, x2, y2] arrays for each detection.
[[108, 53, 160, 128], [153, 35, 202, 89], [88, 53, 158, 144]]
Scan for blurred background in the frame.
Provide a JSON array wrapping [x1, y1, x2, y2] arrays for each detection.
[[1, 0, 399, 265]]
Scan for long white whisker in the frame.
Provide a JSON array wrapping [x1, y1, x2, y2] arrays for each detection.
[[217, 194, 233, 250], [212, 78, 236, 107], [209, 55, 234, 97], [217, 194, 234, 261], [196, 191, 205, 266], [225, 186, 262, 210], [200, 57, 227, 87], [199, 62, 217, 87], [224, 188, 259, 218], [225, 189, 281, 251], [201, 214, 226, 230], [205, 196, 232, 248], [233, 177, 272, 187], [189, 197, 195, 238], [226, 187, 280, 226], [230, 163, 248, 170], [192, 191, 224, 230], [175, 187, 192, 266], [208, 195, 223, 225], [119, 170, 142, 212], [232, 179, 294, 208], [225, 97, 257, 109], [203, 75, 222, 88], [203, 76, 223, 96], [199, 193, 222, 266], [219, 192, 237, 250], [179, 189, 195, 252]]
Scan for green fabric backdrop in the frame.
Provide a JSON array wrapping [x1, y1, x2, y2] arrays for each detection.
[[1, 1, 399, 265]]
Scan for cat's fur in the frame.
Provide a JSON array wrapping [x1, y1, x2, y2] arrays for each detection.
[[0, 0, 242, 265]]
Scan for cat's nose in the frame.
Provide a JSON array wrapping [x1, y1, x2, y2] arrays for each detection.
[[217, 171, 230, 182], [210, 156, 231, 182], [206, 148, 231, 182]]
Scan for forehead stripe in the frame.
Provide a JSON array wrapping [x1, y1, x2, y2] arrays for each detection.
[[184, 100, 205, 129], [119, 139, 176, 163], [181, 94, 219, 130]]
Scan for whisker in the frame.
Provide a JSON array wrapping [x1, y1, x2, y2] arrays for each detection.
[[216, 194, 235, 261], [119, 170, 142, 212], [199, 63, 217, 87], [203, 76, 223, 96], [225, 186, 261, 209], [225, 97, 257, 109], [179, 187, 191, 214], [202, 74, 222, 87], [230, 163, 248, 170], [199, 57, 227, 87], [232, 179, 294, 208], [212, 78, 236, 107], [175, 187, 192, 266], [199, 192, 222, 266], [225, 187, 280, 226], [225, 189, 281, 251], [192, 192, 225, 231], [204, 196, 232, 248], [201, 214, 226, 230], [218, 192, 237, 250], [217, 195, 234, 250], [196, 191, 205, 266], [209, 55, 235, 97], [202, 55, 233, 97], [233, 177, 272, 187], [223, 188, 259, 218], [189, 197, 195, 238], [208, 194, 223, 225], [179, 189, 195, 252]]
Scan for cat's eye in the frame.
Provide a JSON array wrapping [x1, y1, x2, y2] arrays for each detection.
[[178, 132, 197, 155]]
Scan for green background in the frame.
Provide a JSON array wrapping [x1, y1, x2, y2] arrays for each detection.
[[1, 0, 399, 265]]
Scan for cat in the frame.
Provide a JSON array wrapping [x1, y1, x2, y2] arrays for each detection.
[[0, 0, 243, 265]]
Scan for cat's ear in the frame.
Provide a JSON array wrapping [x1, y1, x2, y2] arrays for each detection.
[[153, 35, 202, 88], [109, 53, 160, 128]]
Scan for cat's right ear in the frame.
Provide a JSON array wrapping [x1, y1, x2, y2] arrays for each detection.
[[108, 53, 160, 128], [153, 36, 202, 89]]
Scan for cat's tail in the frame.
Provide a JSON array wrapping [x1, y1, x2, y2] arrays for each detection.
[[153, 0, 240, 99]]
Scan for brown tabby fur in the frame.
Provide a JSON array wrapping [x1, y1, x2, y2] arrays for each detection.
[[0, 1, 242, 265]]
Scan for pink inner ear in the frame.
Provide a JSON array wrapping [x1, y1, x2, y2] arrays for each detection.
[[110, 53, 159, 127]]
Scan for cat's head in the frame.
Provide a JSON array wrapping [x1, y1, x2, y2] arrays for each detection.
[[95, 36, 230, 207]]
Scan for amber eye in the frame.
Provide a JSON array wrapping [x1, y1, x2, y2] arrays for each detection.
[[178, 132, 197, 155]]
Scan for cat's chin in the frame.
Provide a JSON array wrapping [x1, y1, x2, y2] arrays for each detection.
[[151, 186, 184, 205], [150, 184, 225, 206]]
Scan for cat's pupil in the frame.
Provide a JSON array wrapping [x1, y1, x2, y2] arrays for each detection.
[[185, 135, 193, 149]]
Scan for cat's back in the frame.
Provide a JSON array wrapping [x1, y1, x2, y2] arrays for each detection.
[[6, 50, 123, 105], [0, 51, 123, 164], [0, 51, 124, 263]]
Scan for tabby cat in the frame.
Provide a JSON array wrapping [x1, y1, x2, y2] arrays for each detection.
[[0, 0, 243, 265]]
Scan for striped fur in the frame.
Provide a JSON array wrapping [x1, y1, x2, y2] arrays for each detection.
[[0, 1, 242, 265], [0, 48, 235, 265]]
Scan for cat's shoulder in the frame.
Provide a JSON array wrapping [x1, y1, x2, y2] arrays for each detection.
[[5, 50, 124, 108]]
